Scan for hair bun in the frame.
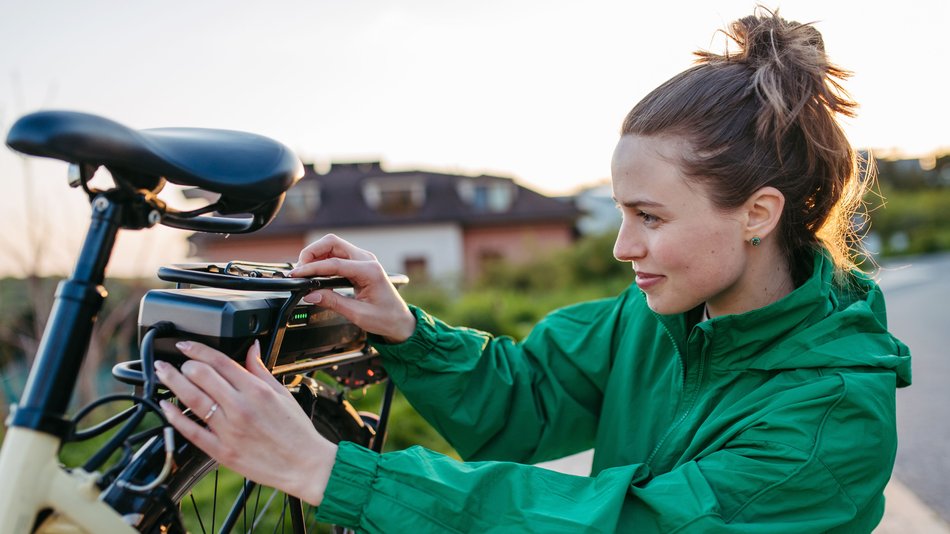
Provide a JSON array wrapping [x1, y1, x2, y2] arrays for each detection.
[[695, 7, 856, 143], [730, 9, 825, 71]]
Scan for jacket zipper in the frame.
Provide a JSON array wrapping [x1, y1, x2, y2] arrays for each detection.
[[644, 326, 705, 468]]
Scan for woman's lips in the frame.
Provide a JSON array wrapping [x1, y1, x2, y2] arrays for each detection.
[[635, 272, 664, 290]]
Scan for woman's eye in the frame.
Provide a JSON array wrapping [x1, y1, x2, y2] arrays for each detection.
[[638, 211, 660, 225]]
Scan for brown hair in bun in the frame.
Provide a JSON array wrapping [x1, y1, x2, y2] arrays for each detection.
[[621, 7, 867, 283]]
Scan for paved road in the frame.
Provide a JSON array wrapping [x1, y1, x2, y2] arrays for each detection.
[[878, 252, 950, 522]]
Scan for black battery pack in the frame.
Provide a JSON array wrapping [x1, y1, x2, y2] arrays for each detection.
[[138, 287, 366, 368]]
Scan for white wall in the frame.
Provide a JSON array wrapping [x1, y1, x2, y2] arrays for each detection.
[[305, 223, 464, 282]]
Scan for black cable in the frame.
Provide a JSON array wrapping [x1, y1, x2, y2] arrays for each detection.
[[141, 321, 176, 399], [70, 377, 174, 440], [78, 321, 175, 472], [70, 403, 138, 442], [79, 393, 170, 473]]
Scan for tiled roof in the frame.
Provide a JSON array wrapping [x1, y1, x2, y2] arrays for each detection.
[[190, 161, 579, 242]]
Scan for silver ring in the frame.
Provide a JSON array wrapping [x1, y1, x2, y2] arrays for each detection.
[[203, 402, 219, 422]]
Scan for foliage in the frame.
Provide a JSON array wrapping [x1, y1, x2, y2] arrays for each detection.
[[864, 186, 950, 257], [401, 231, 632, 341], [0, 276, 156, 410]]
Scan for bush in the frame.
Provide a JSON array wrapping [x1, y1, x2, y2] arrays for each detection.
[[865, 186, 950, 256]]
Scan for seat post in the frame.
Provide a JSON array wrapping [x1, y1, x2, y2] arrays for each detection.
[[9, 194, 123, 437]]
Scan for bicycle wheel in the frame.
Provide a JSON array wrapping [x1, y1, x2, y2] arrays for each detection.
[[100, 376, 375, 533]]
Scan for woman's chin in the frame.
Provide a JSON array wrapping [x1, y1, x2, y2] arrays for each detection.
[[643, 295, 696, 316]]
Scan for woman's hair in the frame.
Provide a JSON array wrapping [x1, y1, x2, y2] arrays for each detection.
[[621, 7, 868, 283]]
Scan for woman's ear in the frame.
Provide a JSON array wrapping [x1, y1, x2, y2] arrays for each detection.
[[743, 186, 785, 239]]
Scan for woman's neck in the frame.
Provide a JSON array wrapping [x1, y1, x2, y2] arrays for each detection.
[[705, 245, 795, 318]]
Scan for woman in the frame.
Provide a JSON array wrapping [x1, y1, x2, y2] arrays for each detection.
[[156, 9, 911, 532]]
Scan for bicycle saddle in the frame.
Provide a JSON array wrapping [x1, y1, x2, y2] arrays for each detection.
[[5, 110, 303, 201]]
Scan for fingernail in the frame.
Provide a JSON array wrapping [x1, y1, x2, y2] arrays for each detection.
[[287, 269, 298, 277], [306, 292, 322, 304], [253, 339, 261, 352], [154, 360, 168, 373], [176, 341, 192, 352], [159, 399, 172, 411]]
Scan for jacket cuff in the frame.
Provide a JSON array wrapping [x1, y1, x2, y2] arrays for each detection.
[[313, 441, 381, 528], [369, 305, 438, 363]]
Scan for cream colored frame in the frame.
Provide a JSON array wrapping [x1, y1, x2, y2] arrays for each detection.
[[0, 427, 136, 533]]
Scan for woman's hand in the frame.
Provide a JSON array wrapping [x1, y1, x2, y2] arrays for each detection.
[[155, 340, 337, 506], [290, 234, 416, 344]]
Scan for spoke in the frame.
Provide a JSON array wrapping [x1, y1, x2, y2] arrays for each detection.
[[222, 479, 256, 533], [211, 468, 219, 533], [190, 493, 208, 534], [252, 483, 264, 527], [246, 486, 281, 532], [271, 495, 288, 534]]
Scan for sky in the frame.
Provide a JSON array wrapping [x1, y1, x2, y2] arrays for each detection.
[[1, 0, 948, 277]]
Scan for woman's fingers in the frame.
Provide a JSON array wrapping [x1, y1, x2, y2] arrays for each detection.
[[155, 359, 223, 417], [159, 399, 222, 452], [296, 234, 376, 265], [292, 234, 416, 343], [154, 338, 338, 506], [243, 340, 290, 397], [154, 338, 342, 506], [301, 288, 361, 317], [290, 257, 384, 287], [176, 341, 262, 394]]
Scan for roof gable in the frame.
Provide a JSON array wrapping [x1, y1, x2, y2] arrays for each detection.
[[264, 161, 579, 233]]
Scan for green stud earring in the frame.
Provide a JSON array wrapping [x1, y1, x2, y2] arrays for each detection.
[[750, 236, 761, 247]]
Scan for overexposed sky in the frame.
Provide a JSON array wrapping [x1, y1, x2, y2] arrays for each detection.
[[1, 0, 948, 276]]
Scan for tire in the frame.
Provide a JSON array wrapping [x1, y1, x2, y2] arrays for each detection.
[[99, 377, 375, 533]]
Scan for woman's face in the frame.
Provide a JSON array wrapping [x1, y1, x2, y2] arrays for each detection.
[[611, 135, 751, 315]]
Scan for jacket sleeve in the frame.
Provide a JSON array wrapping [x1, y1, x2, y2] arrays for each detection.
[[313, 373, 895, 533], [370, 298, 626, 463]]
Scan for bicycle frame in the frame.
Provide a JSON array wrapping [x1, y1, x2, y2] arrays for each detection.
[[0, 194, 393, 533], [1, 111, 387, 533], [0, 194, 139, 533]]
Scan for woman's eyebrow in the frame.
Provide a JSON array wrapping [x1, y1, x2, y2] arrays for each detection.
[[611, 197, 665, 209]]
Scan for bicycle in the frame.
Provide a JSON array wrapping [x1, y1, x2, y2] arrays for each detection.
[[0, 110, 405, 533]]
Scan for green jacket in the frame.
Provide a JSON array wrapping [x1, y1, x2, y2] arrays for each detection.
[[315, 251, 911, 533]]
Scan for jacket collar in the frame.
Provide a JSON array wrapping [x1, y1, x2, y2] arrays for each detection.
[[651, 248, 910, 382]]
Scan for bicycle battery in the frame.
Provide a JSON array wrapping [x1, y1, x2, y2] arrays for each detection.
[[137, 287, 366, 367]]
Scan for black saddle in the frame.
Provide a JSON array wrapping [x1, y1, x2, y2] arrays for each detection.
[[5, 110, 303, 202]]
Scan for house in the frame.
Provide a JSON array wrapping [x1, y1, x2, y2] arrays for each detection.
[[188, 161, 580, 284], [572, 181, 622, 237]]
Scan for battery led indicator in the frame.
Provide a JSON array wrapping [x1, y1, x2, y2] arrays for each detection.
[[289, 310, 310, 327]]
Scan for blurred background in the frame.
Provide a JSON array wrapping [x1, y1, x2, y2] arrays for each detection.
[[1, 0, 948, 530]]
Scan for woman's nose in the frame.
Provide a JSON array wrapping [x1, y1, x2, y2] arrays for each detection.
[[613, 224, 646, 262]]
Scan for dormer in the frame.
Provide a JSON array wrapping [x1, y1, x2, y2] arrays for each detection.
[[283, 180, 321, 222], [456, 177, 516, 213], [362, 175, 427, 216]]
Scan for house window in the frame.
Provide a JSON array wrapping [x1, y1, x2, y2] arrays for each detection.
[[472, 185, 490, 211], [378, 189, 417, 215], [403, 256, 429, 282], [363, 177, 426, 216], [283, 181, 320, 222], [478, 249, 504, 272], [458, 179, 514, 213]]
